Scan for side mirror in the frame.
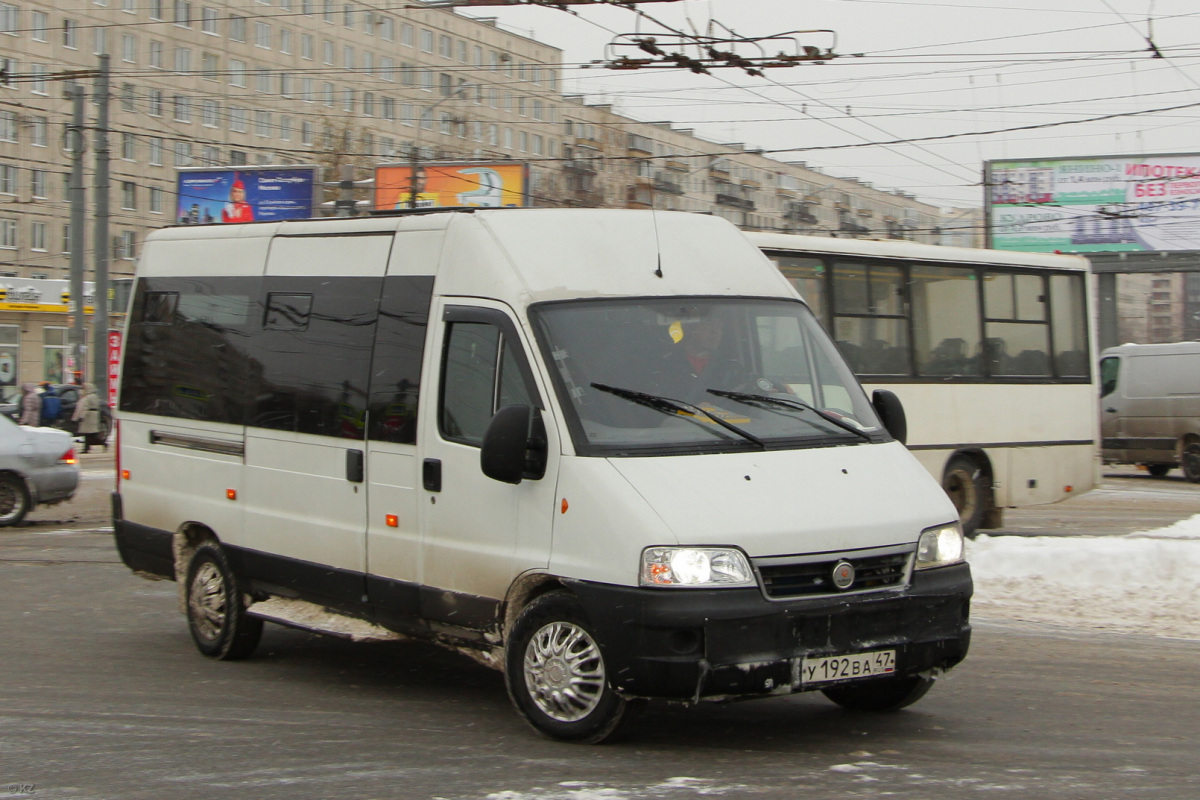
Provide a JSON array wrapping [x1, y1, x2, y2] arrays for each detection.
[[872, 389, 907, 445], [480, 404, 547, 485]]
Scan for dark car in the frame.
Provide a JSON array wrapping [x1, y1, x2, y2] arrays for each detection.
[[0, 384, 113, 443]]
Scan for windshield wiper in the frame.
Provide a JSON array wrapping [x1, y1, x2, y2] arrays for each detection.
[[706, 388, 873, 442], [591, 383, 764, 449]]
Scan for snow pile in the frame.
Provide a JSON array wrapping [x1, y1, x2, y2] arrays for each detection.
[[967, 513, 1200, 640]]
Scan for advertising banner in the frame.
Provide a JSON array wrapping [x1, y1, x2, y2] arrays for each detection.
[[374, 162, 527, 211], [987, 153, 1200, 253], [176, 166, 319, 225]]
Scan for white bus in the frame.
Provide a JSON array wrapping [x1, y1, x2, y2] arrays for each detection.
[[747, 232, 1099, 536]]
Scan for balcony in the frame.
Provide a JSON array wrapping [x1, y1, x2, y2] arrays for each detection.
[[562, 159, 597, 175], [652, 174, 684, 195], [665, 159, 688, 172], [626, 185, 654, 208], [784, 208, 818, 225], [716, 193, 756, 211]]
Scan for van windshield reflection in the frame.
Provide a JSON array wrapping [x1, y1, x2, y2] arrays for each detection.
[[531, 297, 885, 455]]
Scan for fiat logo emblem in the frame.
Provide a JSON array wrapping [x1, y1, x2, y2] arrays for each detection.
[[832, 560, 855, 590]]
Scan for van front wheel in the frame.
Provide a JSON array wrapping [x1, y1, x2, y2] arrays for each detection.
[[505, 591, 639, 743], [822, 675, 935, 712], [1182, 442, 1200, 483]]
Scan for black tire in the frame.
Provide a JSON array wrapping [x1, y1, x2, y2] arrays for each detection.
[[1182, 442, 1200, 484], [943, 455, 988, 538], [185, 541, 262, 660], [1145, 463, 1172, 478], [822, 675, 935, 712], [505, 591, 640, 744], [0, 472, 30, 527]]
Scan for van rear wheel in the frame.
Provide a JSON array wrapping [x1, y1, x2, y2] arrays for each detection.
[[1145, 464, 1172, 477], [1182, 442, 1200, 484], [505, 591, 640, 743], [943, 456, 988, 538], [822, 675, 935, 712], [185, 541, 262, 660]]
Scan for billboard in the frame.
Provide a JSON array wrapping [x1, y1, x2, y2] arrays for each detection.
[[986, 153, 1200, 253], [176, 166, 319, 225], [374, 162, 527, 211]]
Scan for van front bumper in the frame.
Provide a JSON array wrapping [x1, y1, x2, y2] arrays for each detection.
[[566, 562, 971, 701]]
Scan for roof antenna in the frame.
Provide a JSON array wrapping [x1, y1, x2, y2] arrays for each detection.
[[652, 211, 664, 278]]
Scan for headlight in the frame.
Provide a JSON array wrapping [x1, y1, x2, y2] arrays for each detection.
[[915, 522, 965, 570], [640, 547, 755, 587]]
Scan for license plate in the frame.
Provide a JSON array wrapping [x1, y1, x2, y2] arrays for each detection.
[[799, 650, 896, 685]]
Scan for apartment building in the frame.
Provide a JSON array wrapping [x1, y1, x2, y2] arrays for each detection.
[[0, 0, 951, 389]]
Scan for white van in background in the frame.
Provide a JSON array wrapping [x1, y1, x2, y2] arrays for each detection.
[[112, 209, 971, 743], [1100, 342, 1200, 482]]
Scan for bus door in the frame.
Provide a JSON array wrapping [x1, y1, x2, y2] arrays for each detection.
[[239, 234, 390, 608], [415, 301, 558, 628]]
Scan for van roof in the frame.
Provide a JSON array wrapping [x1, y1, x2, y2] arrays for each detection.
[[1101, 341, 1200, 356]]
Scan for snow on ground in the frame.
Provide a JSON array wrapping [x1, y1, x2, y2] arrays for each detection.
[[967, 512, 1200, 640]]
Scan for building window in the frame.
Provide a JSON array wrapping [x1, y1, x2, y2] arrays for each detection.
[[44, 328, 68, 382], [121, 181, 136, 210], [30, 116, 47, 147], [201, 99, 219, 127], [149, 137, 164, 165], [362, 92, 374, 116], [0, 219, 16, 249], [30, 221, 47, 252], [322, 82, 334, 106], [173, 0, 191, 27], [201, 52, 219, 79], [63, 19, 78, 49], [438, 34, 451, 58], [0, 164, 17, 194], [255, 69, 271, 93], [120, 230, 136, 260], [174, 141, 193, 167], [202, 7, 218, 34], [279, 116, 292, 140], [0, 111, 16, 142], [301, 34, 313, 59], [280, 28, 292, 53], [343, 2, 354, 28], [255, 110, 271, 137], [201, 144, 218, 165], [147, 89, 163, 116], [150, 186, 164, 214], [31, 169, 47, 197], [229, 15, 246, 42], [322, 39, 334, 64], [301, 120, 313, 145], [229, 107, 247, 132], [343, 45, 354, 69], [121, 34, 137, 63], [149, 40, 163, 68], [342, 88, 354, 112], [380, 16, 394, 41], [174, 47, 190, 73], [121, 132, 135, 160], [229, 60, 246, 87], [31, 10, 47, 41], [255, 21, 270, 48], [419, 29, 432, 53], [173, 94, 191, 122]]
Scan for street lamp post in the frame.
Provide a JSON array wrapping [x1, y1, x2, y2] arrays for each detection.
[[406, 82, 477, 208]]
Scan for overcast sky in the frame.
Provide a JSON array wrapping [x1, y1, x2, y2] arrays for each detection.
[[461, 0, 1200, 209]]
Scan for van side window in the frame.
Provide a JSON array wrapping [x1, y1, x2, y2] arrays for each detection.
[[141, 291, 179, 324], [1099, 357, 1119, 397], [263, 293, 313, 331], [440, 321, 532, 446], [367, 276, 434, 446]]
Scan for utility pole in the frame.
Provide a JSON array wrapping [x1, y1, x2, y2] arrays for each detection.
[[65, 82, 86, 384], [407, 145, 423, 209], [91, 55, 110, 391], [335, 163, 357, 216]]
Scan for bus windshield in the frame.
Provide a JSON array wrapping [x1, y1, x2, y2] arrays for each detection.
[[531, 297, 885, 456]]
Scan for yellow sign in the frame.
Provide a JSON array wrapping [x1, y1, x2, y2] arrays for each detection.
[[374, 162, 527, 211]]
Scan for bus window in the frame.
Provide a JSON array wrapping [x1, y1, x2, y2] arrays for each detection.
[[911, 264, 981, 376], [832, 261, 909, 376], [983, 272, 1050, 377], [774, 255, 827, 323], [1050, 273, 1089, 377], [1099, 356, 1119, 397]]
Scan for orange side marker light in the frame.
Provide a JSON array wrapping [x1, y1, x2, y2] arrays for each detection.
[[226, 489, 237, 500], [121, 469, 130, 481], [386, 514, 399, 528], [561, 498, 569, 514]]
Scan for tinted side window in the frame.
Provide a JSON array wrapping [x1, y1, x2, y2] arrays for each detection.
[[120, 276, 258, 424], [1099, 356, 1119, 397], [440, 321, 533, 447], [367, 276, 434, 445], [832, 260, 910, 376], [246, 276, 381, 439]]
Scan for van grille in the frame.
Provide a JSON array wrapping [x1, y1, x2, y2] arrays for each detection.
[[754, 551, 910, 599]]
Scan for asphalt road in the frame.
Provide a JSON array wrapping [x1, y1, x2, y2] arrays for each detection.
[[2, 456, 1198, 799]]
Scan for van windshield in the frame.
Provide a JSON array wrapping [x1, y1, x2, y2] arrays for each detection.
[[530, 297, 886, 456]]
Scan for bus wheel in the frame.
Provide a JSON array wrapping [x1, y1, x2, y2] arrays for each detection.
[[185, 541, 262, 660], [1145, 464, 1172, 478], [822, 675, 935, 712], [943, 455, 988, 538], [505, 591, 640, 743], [1182, 442, 1200, 484]]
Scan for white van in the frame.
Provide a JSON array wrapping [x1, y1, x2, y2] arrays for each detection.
[[1099, 341, 1200, 481], [112, 209, 971, 743]]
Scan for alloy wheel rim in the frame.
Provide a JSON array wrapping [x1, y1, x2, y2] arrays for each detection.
[[523, 621, 605, 722], [189, 561, 227, 642]]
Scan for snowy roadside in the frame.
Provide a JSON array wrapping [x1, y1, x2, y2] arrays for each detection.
[[966, 512, 1200, 640]]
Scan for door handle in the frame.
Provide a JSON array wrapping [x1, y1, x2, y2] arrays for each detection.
[[423, 458, 442, 492], [346, 449, 364, 483], [1105, 407, 1117, 413]]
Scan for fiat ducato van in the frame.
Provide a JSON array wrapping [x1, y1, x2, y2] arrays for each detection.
[[113, 208, 971, 742]]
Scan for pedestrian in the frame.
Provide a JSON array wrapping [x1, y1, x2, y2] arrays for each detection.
[[40, 382, 62, 426], [18, 383, 41, 426], [72, 383, 102, 453]]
